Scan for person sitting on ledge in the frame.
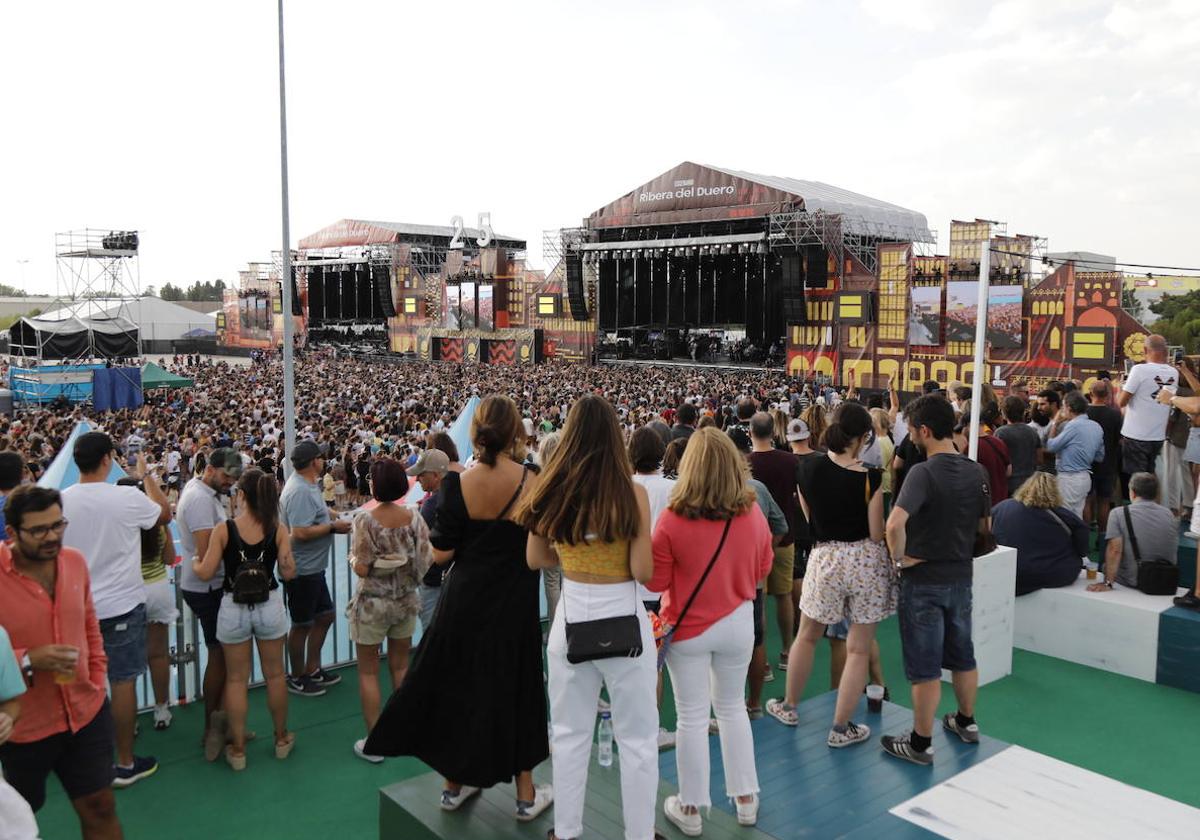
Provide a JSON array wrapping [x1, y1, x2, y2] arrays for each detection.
[[991, 471, 1089, 596], [1088, 472, 1178, 593]]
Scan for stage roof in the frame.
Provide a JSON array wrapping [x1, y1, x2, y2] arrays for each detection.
[[298, 219, 525, 251], [587, 161, 932, 242]]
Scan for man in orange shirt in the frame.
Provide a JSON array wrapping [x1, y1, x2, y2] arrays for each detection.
[[0, 485, 123, 839]]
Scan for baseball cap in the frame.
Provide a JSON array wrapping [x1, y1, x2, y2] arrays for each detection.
[[727, 426, 751, 453], [209, 447, 243, 478], [785, 418, 811, 442], [290, 439, 323, 469], [406, 449, 450, 477]]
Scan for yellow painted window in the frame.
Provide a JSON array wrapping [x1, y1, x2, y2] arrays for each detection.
[[1070, 330, 1106, 359]]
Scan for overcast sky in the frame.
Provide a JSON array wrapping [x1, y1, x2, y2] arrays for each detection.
[[2, 0, 1196, 297]]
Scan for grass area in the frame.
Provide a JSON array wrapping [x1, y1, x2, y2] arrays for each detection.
[[35, 606, 1200, 839]]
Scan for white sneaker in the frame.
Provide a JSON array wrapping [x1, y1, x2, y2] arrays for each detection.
[[515, 783, 554, 822], [657, 728, 676, 751], [440, 785, 480, 811], [664, 794, 702, 837], [735, 793, 759, 826], [153, 704, 172, 731], [354, 738, 384, 764]]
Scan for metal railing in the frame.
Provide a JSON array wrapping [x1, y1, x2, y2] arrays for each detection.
[[137, 533, 358, 712]]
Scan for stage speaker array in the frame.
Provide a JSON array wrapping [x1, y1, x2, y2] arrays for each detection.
[[566, 254, 589, 321], [307, 269, 325, 321], [805, 245, 829, 288], [781, 254, 805, 324], [371, 263, 396, 317]]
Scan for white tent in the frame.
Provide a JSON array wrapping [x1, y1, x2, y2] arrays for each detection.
[[36, 296, 216, 343]]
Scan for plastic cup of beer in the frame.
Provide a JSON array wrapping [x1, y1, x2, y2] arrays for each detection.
[[866, 684, 885, 714], [54, 648, 80, 684]]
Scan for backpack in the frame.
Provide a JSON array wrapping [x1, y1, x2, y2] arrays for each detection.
[[227, 520, 273, 605]]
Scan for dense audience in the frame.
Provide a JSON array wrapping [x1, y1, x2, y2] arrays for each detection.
[[2, 331, 1199, 839]]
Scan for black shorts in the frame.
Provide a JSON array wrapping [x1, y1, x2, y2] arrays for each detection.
[[1121, 437, 1163, 476], [284, 572, 334, 626], [752, 590, 765, 648], [182, 587, 224, 648], [0, 700, 115, 811], [1091, 469, 1115, 500]]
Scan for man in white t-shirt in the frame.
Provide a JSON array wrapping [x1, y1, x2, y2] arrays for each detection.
[[62, 433, 171, 788], [1119, 334, 1177, 475]]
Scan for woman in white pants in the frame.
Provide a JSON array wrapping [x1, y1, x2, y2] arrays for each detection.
[[649, 428, 774, 835], [520, 395, 659, 840]]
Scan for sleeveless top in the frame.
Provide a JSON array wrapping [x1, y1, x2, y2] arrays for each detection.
[[555, 538, 631, 580], [221, 519, 280, 593]]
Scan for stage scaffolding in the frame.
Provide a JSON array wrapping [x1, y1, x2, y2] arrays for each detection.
[[768, 209, 937, 280]]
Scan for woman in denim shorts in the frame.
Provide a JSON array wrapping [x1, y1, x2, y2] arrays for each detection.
[[194, 468, 296, 771]]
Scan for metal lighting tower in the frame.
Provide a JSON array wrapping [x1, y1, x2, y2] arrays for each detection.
[[278, 0, 296, 475]]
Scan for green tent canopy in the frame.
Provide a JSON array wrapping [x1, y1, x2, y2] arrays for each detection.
[[141, 362, 194, 390]]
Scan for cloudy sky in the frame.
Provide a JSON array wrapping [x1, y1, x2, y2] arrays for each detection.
[[1, 0, 1196, 296]]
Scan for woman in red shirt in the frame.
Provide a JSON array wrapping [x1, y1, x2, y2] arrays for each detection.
[[650, 427, 773, 834]]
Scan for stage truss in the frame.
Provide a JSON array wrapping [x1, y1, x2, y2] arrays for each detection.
[[768, 209, 937, 280]]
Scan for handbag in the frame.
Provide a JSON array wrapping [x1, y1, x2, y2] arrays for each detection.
[[656, 519, 733, 669], [563, 542, 643, 664], [1123, 505, 1179, 595], [972, 472, 997, 557]]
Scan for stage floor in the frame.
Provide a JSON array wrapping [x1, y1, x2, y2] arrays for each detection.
[[380, 690, 1199, 839], [599, 357, 784, 373]]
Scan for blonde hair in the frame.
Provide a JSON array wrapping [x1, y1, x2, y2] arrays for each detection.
[[668, 427, 755, 520], [869, 407, 891, 436], [1013, 471, 1061, 510]]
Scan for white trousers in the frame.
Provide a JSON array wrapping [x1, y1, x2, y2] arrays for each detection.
[[665, 600, 759, 807], [1057, 470, 1091, 518], [548, 580, 659, 840]]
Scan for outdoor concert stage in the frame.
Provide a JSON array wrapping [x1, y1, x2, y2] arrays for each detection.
[[379, 690, 1199, 839]]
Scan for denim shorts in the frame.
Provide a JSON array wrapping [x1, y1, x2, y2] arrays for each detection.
[[99, 603, 148, 683], [216, 589, 290, 645], [897, 578, 976, 683]]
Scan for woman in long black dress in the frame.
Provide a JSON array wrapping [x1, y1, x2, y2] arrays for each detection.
[[365, 395, 552, 821]]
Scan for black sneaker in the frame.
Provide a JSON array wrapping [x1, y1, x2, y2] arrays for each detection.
[[113, 755, 159, 788], [1174, 592, 1200, 611], [287, 676, 327, 697], [881, 733, 933, 766], [311, 668, 342, 687], [942, 713, 980, 744]]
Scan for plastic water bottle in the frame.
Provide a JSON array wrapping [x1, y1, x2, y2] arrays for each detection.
[[597, 712, 613, 767]]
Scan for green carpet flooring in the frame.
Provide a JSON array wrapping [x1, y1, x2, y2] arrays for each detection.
[[33, 608, 1200, 839]]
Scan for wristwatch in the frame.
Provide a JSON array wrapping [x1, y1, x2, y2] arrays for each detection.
[[21, 653, 33, 687]]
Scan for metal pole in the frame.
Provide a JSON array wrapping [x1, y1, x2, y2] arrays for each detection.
[[968, 239, 991, 460], [278, 0, 296, 476]]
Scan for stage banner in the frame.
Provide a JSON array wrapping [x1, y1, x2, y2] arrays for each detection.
[[460, 282, 476, 330], [478, 285, 494, 332], [488, 339, 516, 365], [908, 285, 943, 345], [445, 286, 461, 330]]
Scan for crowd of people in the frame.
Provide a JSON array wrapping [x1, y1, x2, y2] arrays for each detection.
[[1, 333, 1198, 839]]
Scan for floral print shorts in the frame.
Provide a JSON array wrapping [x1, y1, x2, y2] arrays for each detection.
[[799, 538, 897, 626]]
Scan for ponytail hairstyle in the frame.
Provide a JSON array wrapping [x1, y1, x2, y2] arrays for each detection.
[[470, 394, 525, 466], [238, 467, 279, 538], [823, 402, 873, 454]]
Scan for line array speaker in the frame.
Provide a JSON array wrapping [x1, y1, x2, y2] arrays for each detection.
[[566, 254, 589, 320]]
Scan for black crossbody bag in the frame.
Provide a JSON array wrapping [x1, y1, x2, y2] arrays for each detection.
[[563, 573, 644, 665], [1123, 505, 1179, 595]]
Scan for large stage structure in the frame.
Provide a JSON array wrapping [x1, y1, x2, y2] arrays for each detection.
[[219, 218, 597, 364], [546, 161, 1151, 389]]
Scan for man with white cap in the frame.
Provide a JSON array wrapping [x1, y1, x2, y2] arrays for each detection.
[[407, 449, 451, 634]]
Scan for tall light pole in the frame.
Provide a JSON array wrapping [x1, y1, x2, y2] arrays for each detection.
[[277, 0, 296, 476], [967, 240, 991, 460]]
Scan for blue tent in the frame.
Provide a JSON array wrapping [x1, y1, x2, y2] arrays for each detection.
[[403, 395, 480, 504], [38, 421, 128, 488], [39, 420, 184, 558]]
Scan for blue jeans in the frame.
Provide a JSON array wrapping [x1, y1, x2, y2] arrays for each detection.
[[897, 578, 976, 683], [99, 603, 148, 684]]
